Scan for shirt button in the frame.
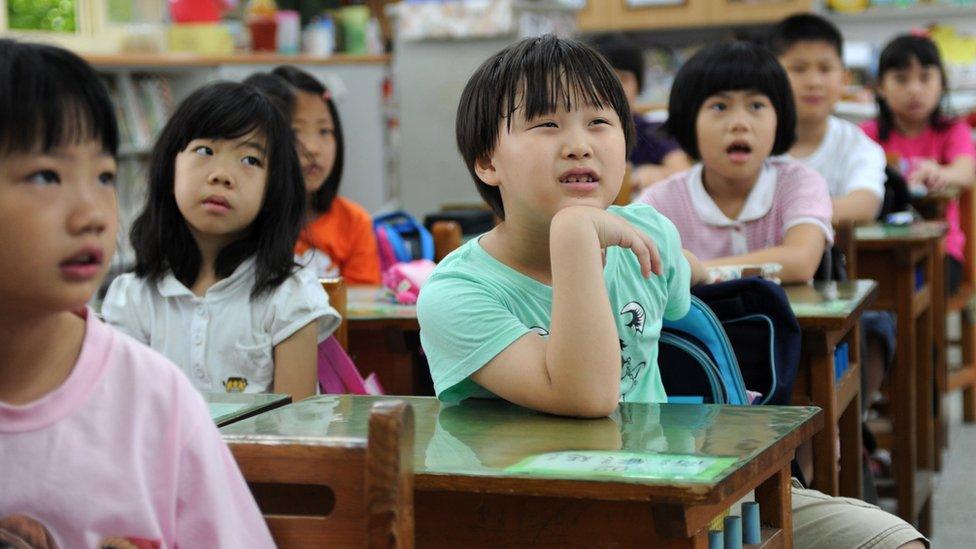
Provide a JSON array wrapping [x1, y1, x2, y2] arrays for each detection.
[[194, 334, 202, 344], [196, 308, 205, 317]]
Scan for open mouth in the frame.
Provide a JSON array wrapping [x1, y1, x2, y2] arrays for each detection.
[[60, 248, 103, 280], [559, 168, 600, 185], [726, 141, 752, 162]]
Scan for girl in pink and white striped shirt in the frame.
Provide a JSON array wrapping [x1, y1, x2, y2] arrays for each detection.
[[636, 42, 833, 283]]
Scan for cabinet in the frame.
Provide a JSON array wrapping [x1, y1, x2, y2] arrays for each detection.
[[578, 0, 813, 31]]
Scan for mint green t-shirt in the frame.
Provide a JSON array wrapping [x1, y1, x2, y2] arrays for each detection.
[[417, 203, 691, 405]]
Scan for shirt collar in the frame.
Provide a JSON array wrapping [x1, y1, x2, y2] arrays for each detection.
[[157, 257, 256, 299], [687, 161, 778, 226]]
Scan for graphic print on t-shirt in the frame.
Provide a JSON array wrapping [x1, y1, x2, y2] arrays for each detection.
[[619, 301, 648, 400], [223, 377, 248, 392]]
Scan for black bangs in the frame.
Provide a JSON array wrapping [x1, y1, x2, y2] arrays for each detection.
[[160, 82, 272, 154], [666, 41, 796, 159], [0, 39, 118, 156], [456, 34, 634, 219]]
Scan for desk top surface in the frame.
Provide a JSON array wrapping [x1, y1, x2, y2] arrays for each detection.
[[786, 280, 878, 328], [855, 221, 948, 242], [347, 286, 418, 321], [205, 392, 291, 427]]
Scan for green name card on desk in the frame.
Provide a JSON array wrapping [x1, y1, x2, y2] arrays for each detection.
[[507, 451, 737, 482]]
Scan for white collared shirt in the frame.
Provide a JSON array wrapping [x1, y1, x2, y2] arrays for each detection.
[[102, 258, 339, 394]]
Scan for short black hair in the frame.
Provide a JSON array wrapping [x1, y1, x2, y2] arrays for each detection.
[[245, 66, 346, 214], [130, 81, 305, 298], [456, 34, 635, 219], [0, 39, 118, 157], [876, 34, 950, 141], [590, 34, 645, 92], [768, 13, 844, 60], [665, 41, 796, 160]]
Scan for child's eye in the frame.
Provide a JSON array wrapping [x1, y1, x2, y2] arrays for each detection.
[[590, 118, 610, 126], [320, 128, 334, 137], [533, 121, 558, 129], [709, 102, 727, 112], [242, 156, 264, 167], [98, 171, 117, 186], [193, 145, 214, 156], [26, 170, 60, 185], [750, 101, 767, 110]]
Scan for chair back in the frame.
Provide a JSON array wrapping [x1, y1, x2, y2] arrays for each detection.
[[431, 220, 462, 262], [321, 277, 348, 349], [227, 400, 415, 548]]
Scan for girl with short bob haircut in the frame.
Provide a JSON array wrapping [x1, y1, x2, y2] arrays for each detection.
[[103, 81, 339, 402], [638, 41, 833, 283], [0, 39, 272, 546], [245, 66, 382, 284]]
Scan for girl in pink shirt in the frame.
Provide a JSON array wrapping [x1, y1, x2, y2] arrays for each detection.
[[860, 34, 976, 295], [0, 40, 273, 548], [637, 42, 833, 283]]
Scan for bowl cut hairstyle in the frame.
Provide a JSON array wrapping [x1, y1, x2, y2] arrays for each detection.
[[591, 34, 646, 92], [767, 13, 844, 60], [876, 34, 950, 142], [245, 66, 346, 214], [456, 34, 635, 220], [0, 38, 118, 157], [665, 41, 797, 161], [130, 81, 305, 298]]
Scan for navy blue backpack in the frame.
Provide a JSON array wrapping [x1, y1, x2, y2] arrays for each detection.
[[659, 278, 801, 406]]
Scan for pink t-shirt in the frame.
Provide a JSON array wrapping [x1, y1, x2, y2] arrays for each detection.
[[861, 119, 976, 262], [0, 312, 274, 548], [636, 159, 833, 261]]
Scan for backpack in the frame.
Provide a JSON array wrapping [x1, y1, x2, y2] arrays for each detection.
[[692, 278, 801, 406], [373, 211, 435, 272], [659, 295, 750, 405], [317, 336, 384, 395]]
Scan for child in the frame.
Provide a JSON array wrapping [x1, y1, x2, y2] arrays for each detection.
[[245, 66, 382, 284], [0, 39, 273, 546], [103, 81, 339, 402], [861, 34, 976, 295], [636, 42, 833, 284], [591, 34, 691, 191], [418, 34, 695, 418], [769, 13, 887, 223]]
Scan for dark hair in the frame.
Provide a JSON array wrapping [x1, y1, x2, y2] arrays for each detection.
[[876, 34, 950, 141], [767, 13, 844, 60], [456, 34, 635, 219], [244, 66, 345, 214], [0, 39, 118, 157], [590, 34, 645, 93], [130, 81, 305, 298], [665, 41, 796, 160]]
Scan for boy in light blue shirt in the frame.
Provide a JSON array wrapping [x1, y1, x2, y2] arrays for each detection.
[[418, 35, 702, 417]]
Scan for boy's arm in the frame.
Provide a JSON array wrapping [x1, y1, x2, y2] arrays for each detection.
[[701, 224, 826, 283], [832, 190, 882, 224], [470, 206, 662, 418]]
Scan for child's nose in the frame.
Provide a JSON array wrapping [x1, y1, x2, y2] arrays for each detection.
[[68, 187, 108, 235], [208, 170, 234, 188], [562, 134, 592, 159]]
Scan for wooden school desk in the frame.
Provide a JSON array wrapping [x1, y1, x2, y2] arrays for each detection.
[[855, 221, 946, 533], [786, 280, 878, 499], [346, 286, 430, 396], [205, 392, 291, 427], [221, 395, 822, 548]]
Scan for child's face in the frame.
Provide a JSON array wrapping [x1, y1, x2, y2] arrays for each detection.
[[695, 91, 777, 184], [778, 41, 846, 123], [0, 140, 118, 314], [291, 91, 337, 195], [477, 99, 626, 223], [878, 58, 943, 126], [174, 131, 268, 247]]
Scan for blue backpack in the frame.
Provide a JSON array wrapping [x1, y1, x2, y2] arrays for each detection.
[[373, 211, 435, 271], [659, 295, 750, 405]]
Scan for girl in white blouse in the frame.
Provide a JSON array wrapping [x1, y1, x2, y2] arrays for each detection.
[[103, 81, 339, 402]]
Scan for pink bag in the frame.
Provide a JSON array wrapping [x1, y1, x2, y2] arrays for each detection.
[[382, 259, 436, 305], [317, 335, 384, 395]]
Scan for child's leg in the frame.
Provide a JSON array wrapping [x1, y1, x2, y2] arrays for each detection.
[[791, 480, 928, 549]]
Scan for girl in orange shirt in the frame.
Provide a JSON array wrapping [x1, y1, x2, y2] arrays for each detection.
[[246, 66, 381, 284]]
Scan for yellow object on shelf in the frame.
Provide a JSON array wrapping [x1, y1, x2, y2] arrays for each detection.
[[827, 0, 870, 13], [167, 23, 234, 55]]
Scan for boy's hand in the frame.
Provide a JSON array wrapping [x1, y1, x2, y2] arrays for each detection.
[[552, 206, 662, 277], [909, 160, 948, 191]]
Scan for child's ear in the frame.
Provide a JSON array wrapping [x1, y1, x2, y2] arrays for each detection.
[[474, 155, 501, 187]]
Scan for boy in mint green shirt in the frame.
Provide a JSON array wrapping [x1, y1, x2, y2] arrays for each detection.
[[418, 35, 703, 417]]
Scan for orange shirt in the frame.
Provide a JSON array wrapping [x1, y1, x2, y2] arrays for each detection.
[[295, 196, 382, 284]]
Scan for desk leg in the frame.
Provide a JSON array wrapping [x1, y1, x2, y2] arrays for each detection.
[[894, 264, 919, 524], [839, 376, 863, 499], [755, 464, 793, 549], [808, 350, 840, 496], [931, 237, 946, 471]]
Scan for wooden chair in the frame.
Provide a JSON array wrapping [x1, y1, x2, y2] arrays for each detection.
[[227, 400, 415, 548], [430, 220, 462, 262], [947, 188, 976, 422], [321, 277, 348, 350]]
